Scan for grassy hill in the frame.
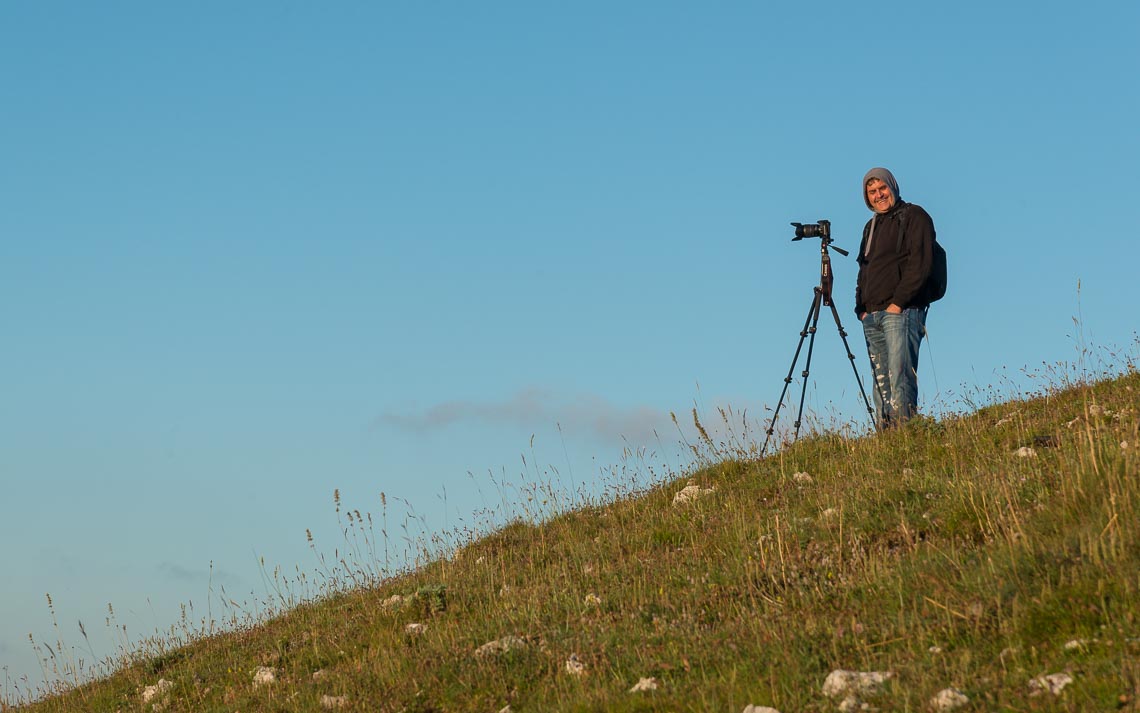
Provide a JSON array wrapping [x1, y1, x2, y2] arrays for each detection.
[[9, 367, 1140, 712]]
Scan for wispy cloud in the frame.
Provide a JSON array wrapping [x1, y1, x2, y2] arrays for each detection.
[[377, 387, 671, 445]]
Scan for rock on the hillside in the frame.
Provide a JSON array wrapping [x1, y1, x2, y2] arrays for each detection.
[[822, 669, 894, 711], [1016, 446, 1037, 458], [474, 635, 528, 658], [673, 484, 715, 506], [930, 687, 969, 711], [141, 678, 173, 703], [1028, 672, 1073, 696], [792, 471, 814, 484], [320, 694, 348, 709], [629, 677, 659, 692], [252, 666, 277, 687], [742, 706, 782, 713], [405, 622, 426, 636]]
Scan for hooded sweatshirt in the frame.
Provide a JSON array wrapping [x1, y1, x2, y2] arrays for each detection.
[[854, 167, 936, 316]]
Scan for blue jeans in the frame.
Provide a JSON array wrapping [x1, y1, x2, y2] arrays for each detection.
[[861, 308, 927, 428]]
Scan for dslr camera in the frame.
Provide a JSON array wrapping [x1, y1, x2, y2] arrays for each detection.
[[791, 220, 830, 240]]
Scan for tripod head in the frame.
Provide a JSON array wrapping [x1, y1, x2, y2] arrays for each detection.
[[789, 218, 853, 304]]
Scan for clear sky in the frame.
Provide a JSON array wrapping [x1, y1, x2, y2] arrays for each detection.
[[2, 0, 1138, 696]]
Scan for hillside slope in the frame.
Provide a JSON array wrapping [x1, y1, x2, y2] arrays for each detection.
[[13, 370, 1140, 712]]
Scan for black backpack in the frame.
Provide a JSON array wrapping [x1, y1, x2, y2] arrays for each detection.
[[895, 205, 947, 304]]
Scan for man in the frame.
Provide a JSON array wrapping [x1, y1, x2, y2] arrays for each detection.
[[855, 167, 936, 429]]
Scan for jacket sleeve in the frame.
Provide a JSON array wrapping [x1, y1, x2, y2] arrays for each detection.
[[853, 221, 870, 317], [890, 206, 935, 308]]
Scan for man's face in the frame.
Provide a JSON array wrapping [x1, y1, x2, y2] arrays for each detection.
[[866, 179, 895, 214]]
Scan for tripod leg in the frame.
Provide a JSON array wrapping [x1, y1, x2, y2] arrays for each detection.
[[792, 288, 825, 441], [760, 288, 824, 457], [825, 300, 877, 428]]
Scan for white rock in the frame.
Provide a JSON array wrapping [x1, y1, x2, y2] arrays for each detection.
[[311, 669, 328, 681], [1028, 672, 1073, 696], [629, 676, 659, 693], [823, 669, 893, 711], [928, 645, 943, 654], [405, 622, 426, 635], [930, 687, 969, 711], [252, 666, 277, 687], [742, 706, 782, 713], [320, 695, 348, 709], [565, 654, 586, 676], [1016, 446, 1037, 458], [822, 507, 838, 519], [672, 484, 715, 506], [822, 669, 894, 698], [474, 635, 528, 658], [1063, 638, 1091, 650], [1122, 441, 1130, 450], [141, 678, 173, 703], [792, 471, 814, 484]]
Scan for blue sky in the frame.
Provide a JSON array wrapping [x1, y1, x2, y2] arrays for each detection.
[[2, 1, 1138, 695]]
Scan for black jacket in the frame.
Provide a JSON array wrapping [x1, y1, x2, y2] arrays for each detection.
[[854, 201, 935, 316]]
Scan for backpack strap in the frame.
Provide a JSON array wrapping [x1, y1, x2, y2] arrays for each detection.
[[894, 204, 911, 253]]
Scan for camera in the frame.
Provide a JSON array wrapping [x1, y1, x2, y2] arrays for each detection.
[[791, 220, 830, 240]]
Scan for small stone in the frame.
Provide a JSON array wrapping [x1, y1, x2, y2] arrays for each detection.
[[822, 507, 838, 519], [311, 669, 328, 681], [792, 471, 814, 484], [1063, 638, 1091, 650], [474, 635, 528, 658], [928, 645, 943, 654], [629, 676, 659, 693], [141, 678, 173, 703], [1122, 441, 1130, 450], [672, 484, 715, 506], [405, 622, 426, 636], [1028, 672, 1073, 696], [742, 706, 782, 713], [320, 695, 348, 710], [930, 688, 969, 711], [252, 667, 276, 687], [1016, 446, 1037, 458]]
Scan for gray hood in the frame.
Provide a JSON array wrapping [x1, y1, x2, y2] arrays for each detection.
[[862, 167, 900, 211]]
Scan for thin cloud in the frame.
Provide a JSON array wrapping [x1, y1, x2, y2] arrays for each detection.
[[378, 388, 670, 445]]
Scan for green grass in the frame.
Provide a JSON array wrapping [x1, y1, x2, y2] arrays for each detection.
[[7, 366, 1140, 712]]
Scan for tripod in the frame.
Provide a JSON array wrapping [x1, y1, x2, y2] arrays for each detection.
[[760, 226, 876, 457]]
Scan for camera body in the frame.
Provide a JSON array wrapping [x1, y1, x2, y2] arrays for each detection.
[[791, 220, 830, 240]]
